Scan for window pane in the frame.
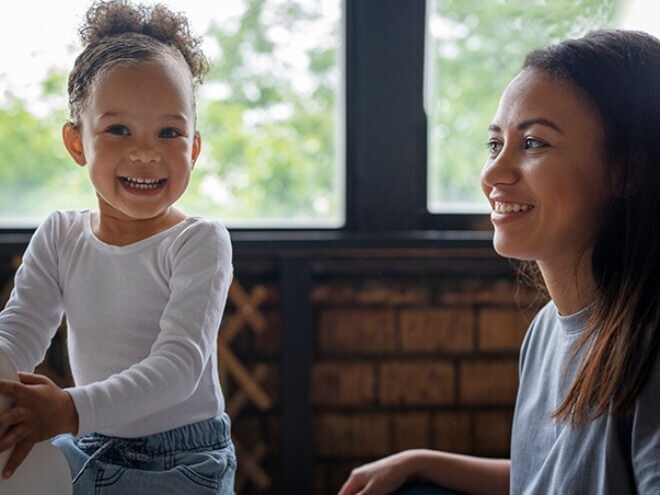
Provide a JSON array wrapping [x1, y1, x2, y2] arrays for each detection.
[[0, 0, 343, 227], [426, 0, 660, 213]]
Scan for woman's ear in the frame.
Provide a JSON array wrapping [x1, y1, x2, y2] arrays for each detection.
[[62, 122, 87, 166], [191, 131, 202, 169]]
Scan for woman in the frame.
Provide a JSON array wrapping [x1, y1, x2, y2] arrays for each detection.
[[339, 29, 660, 495]]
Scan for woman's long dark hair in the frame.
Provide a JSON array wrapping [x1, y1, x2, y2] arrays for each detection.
[[522, 30, 660, 425]]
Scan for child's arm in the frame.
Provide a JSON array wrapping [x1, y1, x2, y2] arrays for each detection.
[[0, 373, 78, 479], [0, 212, 68, 478], [0, 212, 65, 371]]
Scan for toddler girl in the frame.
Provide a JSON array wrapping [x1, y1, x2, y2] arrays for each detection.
[[0, 1, 236, 493]]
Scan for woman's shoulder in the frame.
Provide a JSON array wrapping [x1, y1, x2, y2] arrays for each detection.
[[522, 301, 558, 341], [518, 301, 560, 369], [638, 350, 660, 408]]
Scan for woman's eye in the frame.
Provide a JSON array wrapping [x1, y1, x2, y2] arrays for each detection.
[[159, 128, 182, 138], [524, 137, 548, 150], [106, 125, 129, 136], [486, 140, 502, 155]]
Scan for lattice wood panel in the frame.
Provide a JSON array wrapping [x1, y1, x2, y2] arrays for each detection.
[[218, 280, 274, 493]]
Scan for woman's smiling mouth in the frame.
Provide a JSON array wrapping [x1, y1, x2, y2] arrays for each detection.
[[493, 201, 534, 213]]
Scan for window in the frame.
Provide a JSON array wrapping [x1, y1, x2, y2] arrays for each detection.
[[5, 1, 660, 232], [0, 0, 342, 228], [425, 0, 660, 213]]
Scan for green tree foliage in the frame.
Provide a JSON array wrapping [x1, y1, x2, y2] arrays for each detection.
[[0, 0, 340, 225], [166, 0, 340, 223], [0, 75, 94, 222], [427, 0, 622, 211]]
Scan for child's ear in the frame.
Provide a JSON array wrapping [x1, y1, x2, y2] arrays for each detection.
[[62, 122, 87, 166], [191, 131, 202, 169]]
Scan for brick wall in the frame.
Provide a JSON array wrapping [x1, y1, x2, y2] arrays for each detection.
[[222, 268, 544, 494], [309, 275, 541, 494]]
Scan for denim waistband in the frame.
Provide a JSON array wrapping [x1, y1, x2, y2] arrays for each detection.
[[71, 414, 233, 484], [76, 413, 232, 456]]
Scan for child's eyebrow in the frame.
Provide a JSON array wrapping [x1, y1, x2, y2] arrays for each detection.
[[162, 113, 189, 122], [97, 111, 189, 122], [98, 111, 123, 119]]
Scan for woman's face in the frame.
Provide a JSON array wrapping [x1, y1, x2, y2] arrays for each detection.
[[481, 69, 612, 273]]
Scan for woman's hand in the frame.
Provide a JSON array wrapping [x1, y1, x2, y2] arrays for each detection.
[[0, 373, 78, 478], [338, 450, 417, 495]]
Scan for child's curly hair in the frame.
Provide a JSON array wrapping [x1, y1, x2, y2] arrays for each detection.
[[68, 0, 209, 123]]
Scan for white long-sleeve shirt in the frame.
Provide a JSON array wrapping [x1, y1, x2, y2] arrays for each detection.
[[0, 210, 232, 437]]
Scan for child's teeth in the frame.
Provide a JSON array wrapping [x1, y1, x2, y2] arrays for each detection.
[[122, 177, 162, 189]]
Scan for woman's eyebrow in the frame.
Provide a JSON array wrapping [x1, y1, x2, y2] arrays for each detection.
[[488, 118, 565, 135], [517, 117, 564, 134]]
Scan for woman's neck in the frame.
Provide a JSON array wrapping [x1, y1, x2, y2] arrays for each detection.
[[537, 254, 598, 316]]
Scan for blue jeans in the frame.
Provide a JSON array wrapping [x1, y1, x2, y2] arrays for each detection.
[[52, 414, 236, 495]]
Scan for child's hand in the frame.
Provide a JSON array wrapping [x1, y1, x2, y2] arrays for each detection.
[[0, 373, 78, 479]]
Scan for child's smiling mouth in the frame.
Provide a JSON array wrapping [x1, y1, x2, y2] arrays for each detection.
[[119, 176, 167, 191]]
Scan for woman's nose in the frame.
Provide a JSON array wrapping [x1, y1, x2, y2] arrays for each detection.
[[480, 147, 519, 188]]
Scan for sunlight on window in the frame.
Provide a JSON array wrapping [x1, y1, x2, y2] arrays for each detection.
[[425, 0, 660, 214], [0, 0, 343, 227]]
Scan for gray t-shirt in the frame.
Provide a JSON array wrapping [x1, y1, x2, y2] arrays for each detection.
[[510, 301, 660, 494]]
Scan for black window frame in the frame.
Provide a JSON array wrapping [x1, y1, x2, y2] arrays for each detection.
[[345, 0, 489, 233]]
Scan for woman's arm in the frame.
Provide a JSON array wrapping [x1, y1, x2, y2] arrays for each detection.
[[339, 449, 510, 495], [411, 450, 510, 494]]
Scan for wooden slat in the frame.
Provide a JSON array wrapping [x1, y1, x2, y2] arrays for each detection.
[[226, 364, 269, 417], [218, 342, 272, 411], [227, 283, 268, 332], [218, 279, 274, 493], [234, 438, 270, 491]]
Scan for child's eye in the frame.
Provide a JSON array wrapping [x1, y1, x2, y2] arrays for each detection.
[[486, 139, 502, 156], [524, 137, 548, 150], [159, 128, 182, 138], [106, 125, 129, 136]]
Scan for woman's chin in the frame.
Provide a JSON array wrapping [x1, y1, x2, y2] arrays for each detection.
[[492, 239, 535, 261]]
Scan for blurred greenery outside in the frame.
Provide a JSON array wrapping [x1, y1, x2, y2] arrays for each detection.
[[0, 0, 341, 227], [0, 0, 630, 226], [427, 0, 623, 212]]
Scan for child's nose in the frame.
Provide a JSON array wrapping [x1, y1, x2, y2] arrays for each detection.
[[129, 142, 161, 163]]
